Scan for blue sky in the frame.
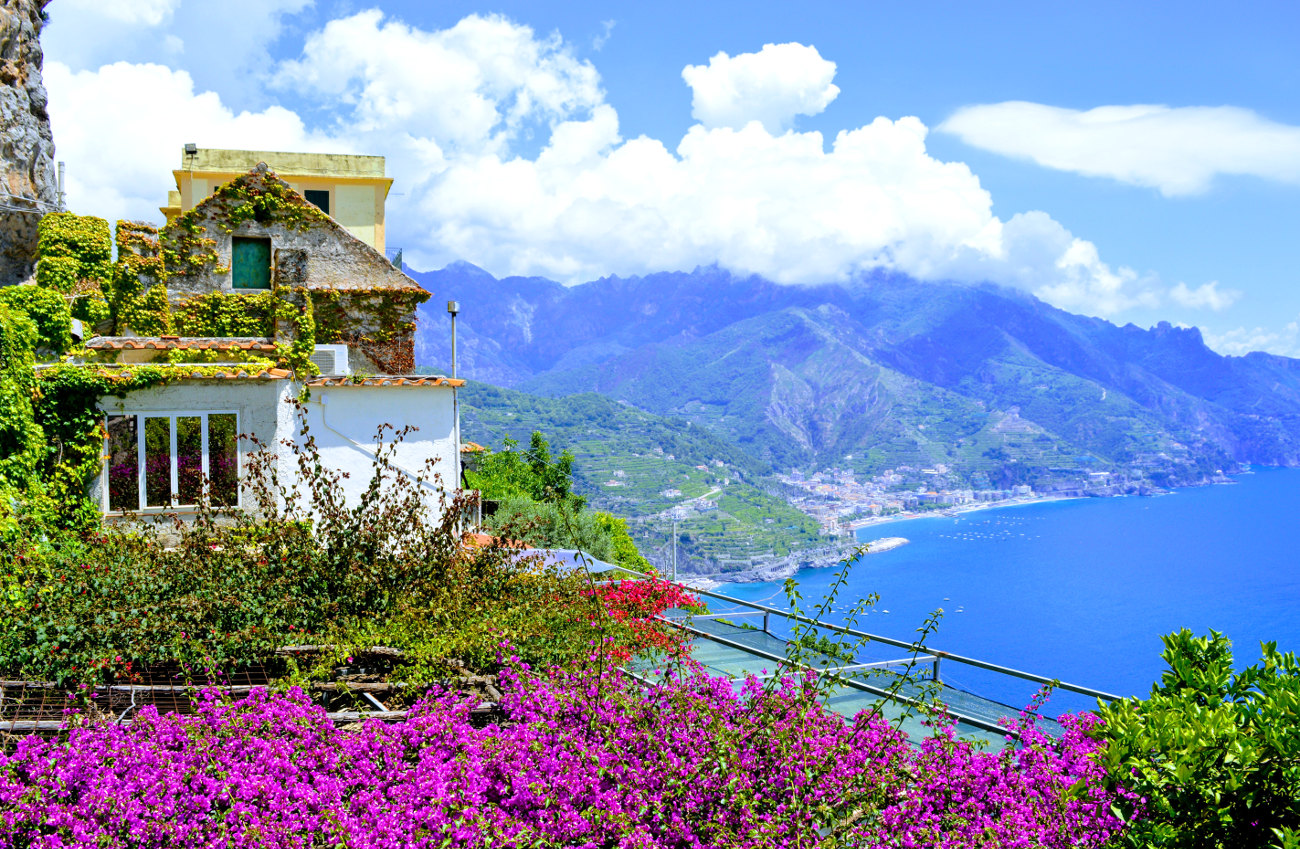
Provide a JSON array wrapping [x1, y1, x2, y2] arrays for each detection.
[[43, 1, 1300, 355]]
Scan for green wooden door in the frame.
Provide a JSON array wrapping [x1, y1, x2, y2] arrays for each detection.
[[232, 238, 272, 290]]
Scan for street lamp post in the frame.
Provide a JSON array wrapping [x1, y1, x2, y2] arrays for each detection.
[[447, 300, 459, 379]]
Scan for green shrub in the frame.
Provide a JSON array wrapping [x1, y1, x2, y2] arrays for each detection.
[[594, 510, 653, 573], [465, 431, 583, 507], [0, 407, 603, 688], [486, 495, 614, 561], [1097, 629, 1300, 847]]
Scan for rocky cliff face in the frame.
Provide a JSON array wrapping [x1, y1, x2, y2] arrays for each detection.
[[0, 0, 55, 285]]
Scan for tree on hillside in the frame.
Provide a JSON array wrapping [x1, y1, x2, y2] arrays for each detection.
[[465, 431, 584, 509]]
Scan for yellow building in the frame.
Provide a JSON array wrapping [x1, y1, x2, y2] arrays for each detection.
[[160, 146, 393, 254]]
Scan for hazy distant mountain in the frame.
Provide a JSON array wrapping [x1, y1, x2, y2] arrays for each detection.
[[413, 263, 1300, 478]]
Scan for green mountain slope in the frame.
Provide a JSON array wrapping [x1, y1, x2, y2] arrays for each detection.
[[459, 383, 834, 571]]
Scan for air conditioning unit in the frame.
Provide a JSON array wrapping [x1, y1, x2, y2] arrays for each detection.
[[309, 344, 350, 375]]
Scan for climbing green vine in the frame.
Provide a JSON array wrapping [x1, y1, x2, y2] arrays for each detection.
[[0, 304, 44, 497], [274, 288, 318, 376], [211, 173, 328, 233], [0, 285, 72, 354], [35, 213, 112, 294], [311, 288, 429, 344], [111, 221, 170, 334], [173, 291, 275, 336]]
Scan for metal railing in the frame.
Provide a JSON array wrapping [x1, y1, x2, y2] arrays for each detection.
[[606, 566, 1123, 716]]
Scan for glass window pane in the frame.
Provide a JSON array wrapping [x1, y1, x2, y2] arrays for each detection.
[[144, 416, 172, 507], [176, 416, 203, 505], [106, 415, 138, 512], [209, 413, 238, 507]]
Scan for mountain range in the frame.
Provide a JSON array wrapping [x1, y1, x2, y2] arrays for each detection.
[[412, 263, 1300, 484]]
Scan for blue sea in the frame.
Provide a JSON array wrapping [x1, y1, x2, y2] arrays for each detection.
[[721, 468, 1300, 713]]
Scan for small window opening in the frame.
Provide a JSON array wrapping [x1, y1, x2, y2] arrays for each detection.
[[232, 237, 272, 290], [304, 189, 330, 216]]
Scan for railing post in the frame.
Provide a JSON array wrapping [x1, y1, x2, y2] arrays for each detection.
[[763, 611, 770, 634], [933, 656, 941, 682]]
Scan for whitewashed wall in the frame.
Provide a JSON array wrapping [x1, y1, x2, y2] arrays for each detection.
[[296, 384, 459, 514], [95, 379, 459, 524]]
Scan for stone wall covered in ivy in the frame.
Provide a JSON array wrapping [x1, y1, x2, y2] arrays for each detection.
[[153, 164, 428, 374]]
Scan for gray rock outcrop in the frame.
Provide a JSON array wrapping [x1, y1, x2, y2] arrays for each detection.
[[0, 0, 56, 285]]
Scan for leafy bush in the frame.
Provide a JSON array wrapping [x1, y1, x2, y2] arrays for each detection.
[[0, 408, 666, 688], [486, 494, 614, 559], [594, 510, 654, 572], [1096, 629, 1300, 848]]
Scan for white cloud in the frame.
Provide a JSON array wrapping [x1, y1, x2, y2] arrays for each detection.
[[57, 0, 180, 27], [44, 0, 312, 106], [1169, 280, 1240, 311], [275, 11, 602, 156], [592, 20, 615, 51], [681, 43, 839, 133], [45, 61, 345, 222], [46, 17, 1231, 322], [1202, 320, 1300, 357], [940, 102, 1300, 196]]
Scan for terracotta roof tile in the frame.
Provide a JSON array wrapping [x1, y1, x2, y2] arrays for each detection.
[[170, 367, 292, 380], [86, 336, 278, 352], [305, 375, 465, 388], [460, 441, 488, 453], [60, 365, 293, 381]]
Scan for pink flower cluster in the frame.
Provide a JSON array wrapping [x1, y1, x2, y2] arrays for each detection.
[[0, 664, 1127, 847]]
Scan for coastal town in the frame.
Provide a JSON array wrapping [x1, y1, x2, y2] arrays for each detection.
[[773, 459, 1223, 537]]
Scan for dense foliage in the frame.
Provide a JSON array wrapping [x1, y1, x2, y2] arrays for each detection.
[[1097, 629, 1300, 848], [33, 213, 112, 329], [0, 414, 686, 688], [0, 304, 43, 500], [0, 664, 1126, 848], [466, 431, 583, 507], [466, 431, 656, 574], [0, 285, 71, 354]]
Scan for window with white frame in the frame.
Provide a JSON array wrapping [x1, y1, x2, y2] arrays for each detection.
[[103, 412, 239, 512]]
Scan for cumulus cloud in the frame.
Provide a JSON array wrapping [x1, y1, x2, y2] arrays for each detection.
[[939, 101, 1300, 196], [682, 43, 839, 133], [46, 14, 1232, 322], [44, 61, 345, 221], [1169, 280, 1240, 311], [274, 11, 603, 156], [1203, 320, 1300, 357]]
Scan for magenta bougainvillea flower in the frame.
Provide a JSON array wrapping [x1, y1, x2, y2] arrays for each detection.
[[0, 662, 1129, 847]]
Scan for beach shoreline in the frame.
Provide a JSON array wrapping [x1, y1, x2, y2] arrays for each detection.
[[841, 494, 1083, 533], [675, 494, 1084, 591]]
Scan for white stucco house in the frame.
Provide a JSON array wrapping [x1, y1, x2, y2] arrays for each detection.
[[90, 366, 462, 518], [85, 148, 463, 521]]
